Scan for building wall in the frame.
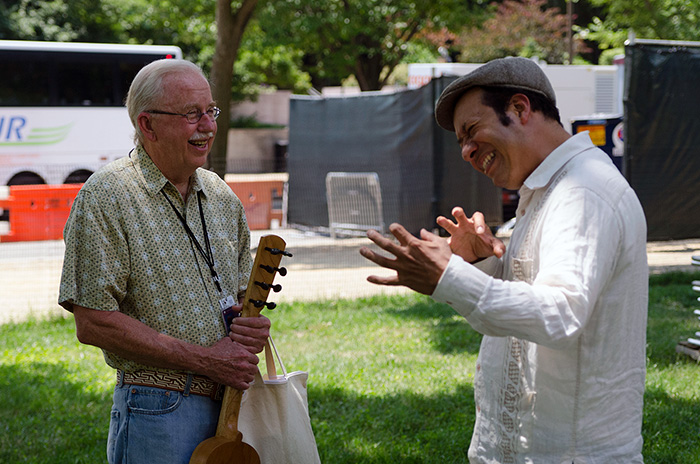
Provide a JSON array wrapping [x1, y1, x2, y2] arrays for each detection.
[[225, 128, 289, 174], [230, 90, 291, 126]]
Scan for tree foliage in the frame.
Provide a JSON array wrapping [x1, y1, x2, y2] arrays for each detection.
[[572, 0, 700, 64], [233, 21, 312, 99], [0, 0, 217, 62], [113, 0, 217, 64], [257, 0, 483, 91], [457, 0, 588, 64], [587, 0, 700, 42], [0, 0, 123, 42]]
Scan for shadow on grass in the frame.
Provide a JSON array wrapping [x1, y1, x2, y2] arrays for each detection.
[[309, 382, 474, 464], [396, 297, 482, 356], [647, 271, 700, 367], [0, 362, 111, 464], [643, 385, 700, 463], [316, 293, 483, 357], [362, 294, 483, 356]]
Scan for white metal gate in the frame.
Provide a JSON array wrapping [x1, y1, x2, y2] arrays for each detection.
[[325, 172, 384, 239]]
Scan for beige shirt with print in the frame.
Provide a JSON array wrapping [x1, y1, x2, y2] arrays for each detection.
[[59, 146, 252, 373]]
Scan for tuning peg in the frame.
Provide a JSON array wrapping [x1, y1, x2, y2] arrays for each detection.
[[265, 247, 293, 257], [255, 281, 282, 292], [250, 299, 276, 310], [259, 264, 287, 276]]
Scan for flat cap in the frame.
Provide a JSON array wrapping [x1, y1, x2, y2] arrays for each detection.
[[434, 56, 556, 132]]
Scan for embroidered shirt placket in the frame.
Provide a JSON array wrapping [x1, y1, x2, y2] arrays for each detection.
[[498, 167, 570, 462]]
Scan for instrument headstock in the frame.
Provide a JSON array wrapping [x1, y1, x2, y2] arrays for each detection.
[[241, 235, 291, 318]]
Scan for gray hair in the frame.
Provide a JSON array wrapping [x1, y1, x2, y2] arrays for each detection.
[[125, 59, 208, 145]]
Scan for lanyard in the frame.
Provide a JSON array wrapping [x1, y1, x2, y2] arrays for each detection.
[[162, 190, 222, 293]]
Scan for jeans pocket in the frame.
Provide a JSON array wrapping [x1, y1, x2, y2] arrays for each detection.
[[126, 386, 182, 416]]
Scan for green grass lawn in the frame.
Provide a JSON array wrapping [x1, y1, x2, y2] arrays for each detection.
[[2, 271, 700, 463]]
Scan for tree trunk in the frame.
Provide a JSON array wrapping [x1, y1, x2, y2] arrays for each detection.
[[355, 54, 393, 91], [209, 0, 260, 178]]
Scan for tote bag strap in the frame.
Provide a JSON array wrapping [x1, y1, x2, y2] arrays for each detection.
[[263, 335, 288, 380]]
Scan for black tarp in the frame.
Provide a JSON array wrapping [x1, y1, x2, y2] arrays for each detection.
[[286, 77, 501, 236], [625, 42, 700, 240]]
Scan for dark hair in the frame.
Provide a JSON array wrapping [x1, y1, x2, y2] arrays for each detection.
[[480, 86, 562, 127]]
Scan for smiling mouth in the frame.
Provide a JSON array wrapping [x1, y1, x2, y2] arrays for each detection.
[[189, 139, 208, 148], [482, 152, 495, 173], [189, 132, 214, 148]]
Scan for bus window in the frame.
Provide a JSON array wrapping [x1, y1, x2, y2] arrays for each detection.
[[0, 51, 51, 106], [55, 53, 117, 106]]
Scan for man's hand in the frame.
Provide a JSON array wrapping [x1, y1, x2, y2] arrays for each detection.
[[436, 207, 505, 263], [359, 223, 452, 295], [229, 312, 271, 354], [205, 336, 261, 390]]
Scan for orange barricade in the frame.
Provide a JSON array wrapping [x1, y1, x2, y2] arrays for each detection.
[[226, 174, 287, 231], [0, 175, 287, 242], [0, 184, 82, 242]]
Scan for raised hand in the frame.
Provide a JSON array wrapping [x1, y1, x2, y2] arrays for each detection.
[[360, 223, 452, 295], [436, 207, 506, 263]]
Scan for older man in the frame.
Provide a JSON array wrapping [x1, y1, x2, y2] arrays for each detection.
[[361, 57, 647, 463], [59, 59, 270, 464]]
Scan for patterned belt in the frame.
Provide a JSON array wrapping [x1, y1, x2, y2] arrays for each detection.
[[117, 369, 225, 401]]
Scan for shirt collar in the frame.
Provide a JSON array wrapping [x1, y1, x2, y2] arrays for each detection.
[[522, 131, 595, 191], [131, 145, 206, 198]]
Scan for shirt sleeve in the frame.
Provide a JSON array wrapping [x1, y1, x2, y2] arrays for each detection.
[[58, 186, 130, 312], [432, 186, 622, 350]]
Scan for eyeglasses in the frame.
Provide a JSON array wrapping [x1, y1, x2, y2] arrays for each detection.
[[146, 107, 221, 124]]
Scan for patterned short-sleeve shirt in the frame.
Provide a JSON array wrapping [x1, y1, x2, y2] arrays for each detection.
[[59, 145, 252, 373]]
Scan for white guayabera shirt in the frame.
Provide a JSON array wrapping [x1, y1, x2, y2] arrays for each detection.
[[432, 132, 648, 464]]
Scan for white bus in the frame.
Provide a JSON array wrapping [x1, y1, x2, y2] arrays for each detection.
[[0, 40, 183, 187]]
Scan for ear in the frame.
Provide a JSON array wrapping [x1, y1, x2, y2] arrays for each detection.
[[137, 112, 158, 142], [509, 94, 531, 124]]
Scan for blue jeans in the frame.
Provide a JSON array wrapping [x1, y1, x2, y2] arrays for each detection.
[[107, 379, 221, 464]]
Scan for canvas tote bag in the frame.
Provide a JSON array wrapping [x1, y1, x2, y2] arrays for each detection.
[[238, 337, 322, 464]]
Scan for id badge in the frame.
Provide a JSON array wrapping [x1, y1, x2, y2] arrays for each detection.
[[219, 295, 238, 332]]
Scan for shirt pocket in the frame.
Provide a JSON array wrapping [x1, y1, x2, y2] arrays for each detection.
[[511, 256, 534, 284]]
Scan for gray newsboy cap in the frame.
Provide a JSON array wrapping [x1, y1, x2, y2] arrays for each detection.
[[434, 56, 556, 132]]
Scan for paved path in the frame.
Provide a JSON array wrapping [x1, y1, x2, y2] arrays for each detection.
[[1, 229, 699, 325]]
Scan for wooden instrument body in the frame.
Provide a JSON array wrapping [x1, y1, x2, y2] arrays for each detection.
[[190, 235, 288, 464]]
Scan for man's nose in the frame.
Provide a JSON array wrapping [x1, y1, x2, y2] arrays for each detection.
[[461, 140, 476, 161], [198, 114, 217, 131]]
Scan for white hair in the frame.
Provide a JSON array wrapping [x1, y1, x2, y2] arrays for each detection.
[[125, 59, 208, 145]]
